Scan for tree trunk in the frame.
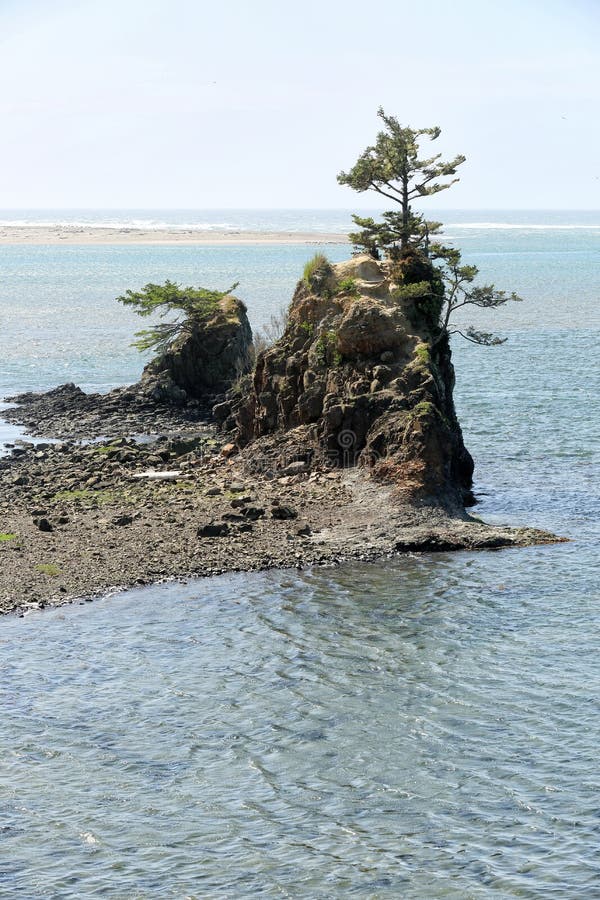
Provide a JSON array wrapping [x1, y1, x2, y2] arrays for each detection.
[[401, 174, 409, 250]]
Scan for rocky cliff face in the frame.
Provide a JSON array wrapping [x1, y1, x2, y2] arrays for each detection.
[[139, 294, 252, 405], [219, 255, 474, 509]]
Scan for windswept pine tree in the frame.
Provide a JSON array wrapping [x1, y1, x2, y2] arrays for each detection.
[[337, 108, 465, 258], [117, 280, 240, 353], [338, 109, 522, 344]]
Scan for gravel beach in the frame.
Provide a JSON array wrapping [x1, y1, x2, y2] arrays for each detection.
[[0, 404, 562, 616]]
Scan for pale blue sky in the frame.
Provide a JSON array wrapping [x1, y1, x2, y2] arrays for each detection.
[[0, 0, 598, 208]]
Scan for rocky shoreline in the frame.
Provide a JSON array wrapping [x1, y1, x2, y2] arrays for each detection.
[[0, 253, 566, 615], [0, 393, 562, 617]]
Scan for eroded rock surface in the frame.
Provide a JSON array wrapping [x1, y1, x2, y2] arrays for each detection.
[[218, 254, 474, 509], [139, 294, 252, 404]]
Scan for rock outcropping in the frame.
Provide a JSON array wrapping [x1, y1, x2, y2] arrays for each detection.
[[4, 294, 253, 440], [218, 254, 474, 509], [139, 294, 253, 405]]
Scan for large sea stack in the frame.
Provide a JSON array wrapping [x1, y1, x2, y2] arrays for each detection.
[[217, 253, 474, 510]]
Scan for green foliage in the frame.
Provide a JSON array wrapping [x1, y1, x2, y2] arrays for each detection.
[[338, 109, 522, 346], [315, 330, 342, 366], [432, 244, 523, 345], [393, 280, 434, 302], [93, 442, 124, 455], [413, 401, 435, 417], [392, 265, 445, 333], [414, 343, 431, 365], [338, 107, 465, 257], [229, 372, 253, 397], [299, 321, 315, 336], [406, 400, 450, 430], [335, 277, 360, 297], [303, 253, 334, 295], [117, 280, 240, 354], [0, 532, 17, 542], [36, 563, 60, 577], [349, 211, 444, 260]]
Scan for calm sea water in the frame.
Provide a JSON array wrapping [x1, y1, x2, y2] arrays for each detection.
[[0, 211, 599, 897]]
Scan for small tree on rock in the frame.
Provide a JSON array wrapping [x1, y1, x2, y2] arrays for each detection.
[[432, 246, 522, 345]]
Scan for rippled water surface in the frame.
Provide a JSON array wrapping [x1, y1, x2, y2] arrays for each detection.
[[0, 212, 599, 896], [1, 544, 599, 898]]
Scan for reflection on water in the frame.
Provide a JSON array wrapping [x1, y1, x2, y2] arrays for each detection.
[[0, 538, 598, 898]]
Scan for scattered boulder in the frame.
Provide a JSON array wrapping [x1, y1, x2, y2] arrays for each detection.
[[221, 443, 237, 458], [112, 514, 133, 527], [35, 517, 53, 532], [272, 506, 298, 521], [243, 506, 265, 521], [197, 521, 230, 538], [284, 460, 309, 476]]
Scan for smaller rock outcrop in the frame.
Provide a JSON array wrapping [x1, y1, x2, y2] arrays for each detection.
[[138, 294, 253, 405], [4, 295, 253, 440]]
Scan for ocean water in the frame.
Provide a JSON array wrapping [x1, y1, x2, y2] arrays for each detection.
[[1, 207, 600, 233], [0, 212, 599, 897]]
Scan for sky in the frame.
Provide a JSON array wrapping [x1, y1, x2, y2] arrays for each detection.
[[0, 0, 598, 209]]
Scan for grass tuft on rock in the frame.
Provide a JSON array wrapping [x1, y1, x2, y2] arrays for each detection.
[[303, 253, 334, 295]]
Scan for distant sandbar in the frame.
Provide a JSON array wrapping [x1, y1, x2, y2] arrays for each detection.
[[0, 226, 350, 246]]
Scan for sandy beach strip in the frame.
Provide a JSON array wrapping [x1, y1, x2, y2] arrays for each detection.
[[0, 226, 350, 245]]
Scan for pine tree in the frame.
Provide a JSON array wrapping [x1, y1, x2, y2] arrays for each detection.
[[117, 280, 239, 353], [338, 109, 523, 344], [337, 108, 465, 257]]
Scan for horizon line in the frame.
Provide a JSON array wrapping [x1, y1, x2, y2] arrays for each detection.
[[0, 206, 599, 213]]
